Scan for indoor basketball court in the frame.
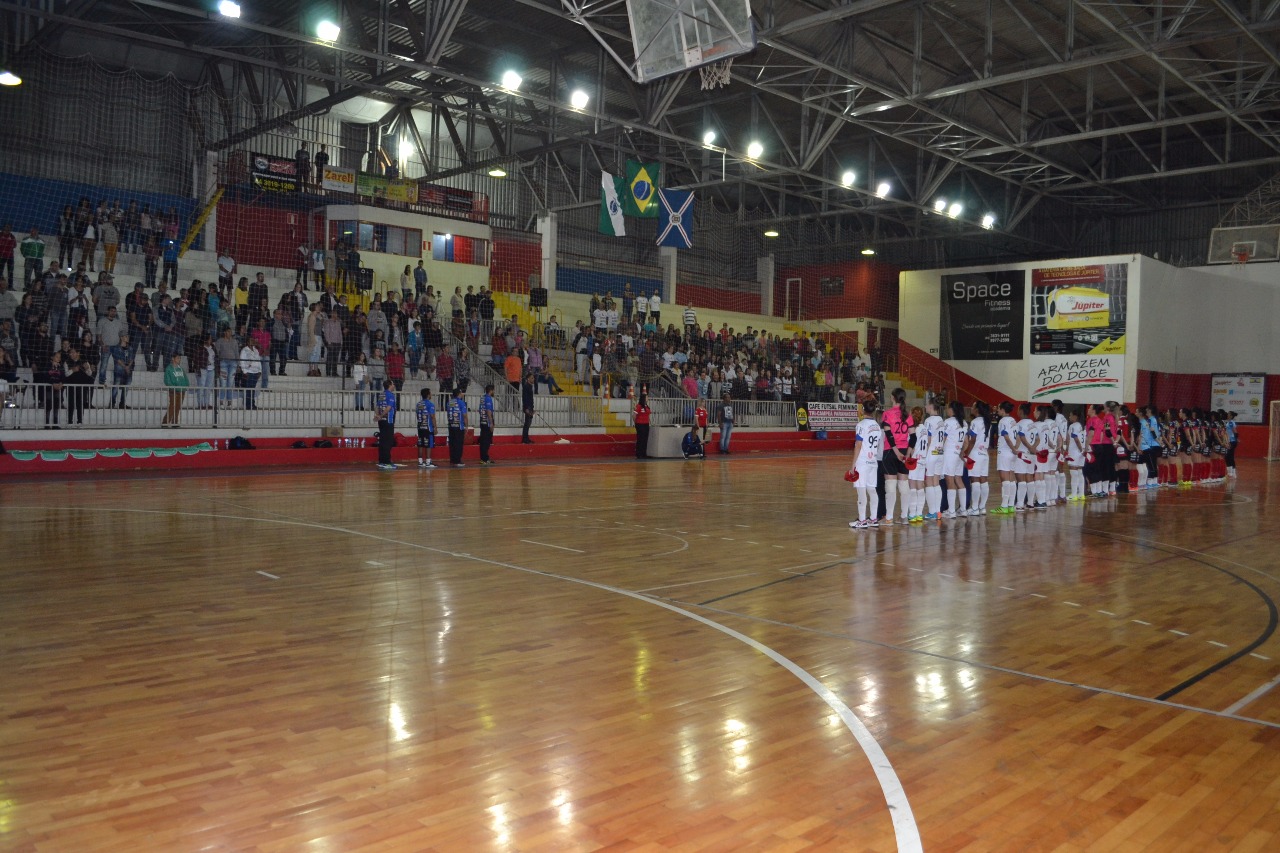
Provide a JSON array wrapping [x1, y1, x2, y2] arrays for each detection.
[[5, 454, 1280, 850]]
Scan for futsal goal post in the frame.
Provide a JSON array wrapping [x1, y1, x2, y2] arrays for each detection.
[[1269, 401, 1280, 460]]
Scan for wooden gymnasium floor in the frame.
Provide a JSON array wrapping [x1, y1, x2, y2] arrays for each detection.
[[4, 454, 1280, 852]]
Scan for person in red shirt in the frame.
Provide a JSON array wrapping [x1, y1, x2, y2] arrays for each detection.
[[0, 223, 15, 286], [385, 342, 406, 410], [634, 392, 651, 459], [695, 403, 709, 442]]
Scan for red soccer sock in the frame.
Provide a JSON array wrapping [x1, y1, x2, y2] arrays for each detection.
[[1130, 469, 1139, 489]]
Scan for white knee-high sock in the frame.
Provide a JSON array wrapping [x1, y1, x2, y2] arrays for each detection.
[[1016, 481, 1028, 507], [1057, 471, 1067, 499], [946, 489, 958, 514], [1071, 468, 1083, 497], [856, 487, 868, 521], [979, 481, 990, 510], [927, 485, 942, 515], [957, 486, 968, 513], [866, 489, 879, 520], [1002, 480, 1014, 508], [1033, 479, 1044, 505], [885, 479, 898, 520], [898, 480, 912, 520], [1137, 467, 1148, 488]]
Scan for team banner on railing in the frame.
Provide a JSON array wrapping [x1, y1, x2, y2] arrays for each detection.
[[250, 152, 299, 192], [356, 173, 419, 203], [796, 402, 860, 431], [939, 270, 1025, 360], [321, 166, 356, 192], [1211, 373, 1266, 423]]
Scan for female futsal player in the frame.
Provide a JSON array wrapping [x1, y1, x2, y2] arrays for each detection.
[[849, 400, 884, 530]]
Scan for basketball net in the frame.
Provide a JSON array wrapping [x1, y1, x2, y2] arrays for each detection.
[[699, 57, 733, 90], [1232, 245, 1251, 266]]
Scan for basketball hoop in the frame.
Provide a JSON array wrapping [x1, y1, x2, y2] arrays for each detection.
[[699, 57, 733, 90], [1232, 242, 1252, 265]]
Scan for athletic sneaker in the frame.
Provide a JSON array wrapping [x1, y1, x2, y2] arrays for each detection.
[[418, 460, 428, 468], [480, 459, 495, 466], [424, 461, 436, 468], [909, 515, 924, 524], [869, 519, 880, 528], [990, 507, 1006, 515], [923, 513, 939, 521], [881, 518, 893, 526], [377, 463, 395, 471], [849, 519, 867, 529]]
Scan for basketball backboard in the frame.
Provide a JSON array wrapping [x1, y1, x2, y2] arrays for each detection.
[[563, 0, 755, 85]]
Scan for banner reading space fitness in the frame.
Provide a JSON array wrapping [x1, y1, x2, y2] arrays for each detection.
[[1029, 263, 1128, 356], [1028, 354, 1125, 403], [1211, 374, 1266, 424], [795, 402, 860, 431], [250, 152, 298, 192], [938, 270, 1025, 360]]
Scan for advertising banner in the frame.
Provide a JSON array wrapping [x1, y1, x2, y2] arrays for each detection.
[[1029, 263, 1128, 356], [321, 166, 355, 192], [356, 173, 419, 203], [796, 402, 861, 431], [1028, 354, 1125, 403], [939, 270, 1025, 360], [1211, 374, 1266, 424], [250, 152, 298, 192]]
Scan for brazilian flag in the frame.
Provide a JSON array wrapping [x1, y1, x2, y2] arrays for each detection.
[[624, 160, 661, 218]]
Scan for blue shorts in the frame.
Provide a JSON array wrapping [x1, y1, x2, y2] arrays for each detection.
[[417, 429, 435, 449]]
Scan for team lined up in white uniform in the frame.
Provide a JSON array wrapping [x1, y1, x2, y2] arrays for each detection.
[[847, 394, 1148, 529]]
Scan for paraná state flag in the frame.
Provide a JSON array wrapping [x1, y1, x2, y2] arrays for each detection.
[[624, 160, 661, 218], [599, 172, 626, 236], [656, 188, 694, 249]]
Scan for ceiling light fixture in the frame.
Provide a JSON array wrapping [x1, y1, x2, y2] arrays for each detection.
[[569, 89, 589, 110], [948, 202, 963, 218], [488, 167, 507, 178], [0, 70, 21, 86], [763, 229, 779, 238], [841, 170, 855, 187], [217, 1, 240, 18], [702, 130, 716, 146], [875, 181, 890, 198], [933, 198, 947, 212], [861, 247, 876, 256], [316, 20, 340, 41], [746, 140, 763, 160], [501, 70, 522, 92], [981, 213, 996, 230]]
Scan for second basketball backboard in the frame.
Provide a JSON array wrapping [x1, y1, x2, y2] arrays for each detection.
[[564, 0, 755, 85]]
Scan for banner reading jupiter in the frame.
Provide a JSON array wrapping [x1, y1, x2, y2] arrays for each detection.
[[1028, 262, 1130, 402]]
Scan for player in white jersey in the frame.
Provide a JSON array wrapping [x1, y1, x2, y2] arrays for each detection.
[[920, 401, 946, 520], [963, 402, 991, 515], [849, 401, 884, 529], [940, 401, 968, 518], [1052, 399, 1070, 503], [1065, 406, 1088, 500], [905, 406, 927, 522], [1031, 406, 1058, 510], [1014, 403, 1038, 511], [994, 401, 1019, 513]]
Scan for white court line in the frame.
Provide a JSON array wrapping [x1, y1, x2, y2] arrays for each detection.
[[999, 586, 1015, 591], [365, 560, 388, 567], [1064, 601, 1082, 607], [1208, 641, 1229, 648], [1252, 653, 1271, 661], [1224, 673, 1280, 715], [520, 539, 586, 554], [1169, 629, 1189, 637], [1029, 593, 1047, 599], [1098, 610, 1117, 617], [637, 571, 762, 592], [27, 504, 922, 853], [1133, 619, 1152, 626], [256, 570, 280, 580]]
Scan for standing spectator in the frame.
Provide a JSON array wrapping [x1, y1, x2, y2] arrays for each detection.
[[446, 385, 468, 466], [92, 272, 120, 320], [139, 204, 154, 247], [310, 244, 326, 290], [0, 278, 16, 327], [214, 326, 239, 407], [450, 285, 463, 318], [385, 342, 406, 410], [160, 236, 179, 289], [399, 264, 413, 302], [79, 214, 98, 272], [477, 383, 497, 464], [621, 282, 634, 324], [161, 352, 189, 426], [109, 333, 134, 408], [100, 217, 119, 274], [239, 338, 261, 409], [435, 346, 454, 394], [123, 200, 140, 254], [269, 309, 291, 376], [454, 347, 472, 394], [504, 348, 523, 390], [521, 370, 535, 444], [0, 223, 14, 285], [406, 320, 423, 379], [295, 142, 312, 189], [249, 317, 271, 387], [322, 308, 343, 377], [194, 333, 215, 409], [634, 391, 651, 459], [56, 205, 76, 267], [718, 391, 734, 454], [63, 361, 91, 426], [295, 242, 310, 288], [413, 259, 427, 297], [313, 144, 329, 188], [46, 273, 69, 346], [305, 304, 324, 376], [248, 271, 268, 312], [154, 294, 179, 364], [142, 234, 160, 289], [20, 227, 45, 288], [352, 352, 370, 410], [95, 304, 125, 384], [648, 289, 662, 325], [375, 379, 398, 470], [217, 247, 236, 290], [43, 349, 64, 429], [345, 242, 360, 289], [683, 302, 697, 337]]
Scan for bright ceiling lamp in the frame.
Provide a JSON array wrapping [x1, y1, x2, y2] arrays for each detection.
[[947, 201, 963, 218], [933, 198, 947, 212], [861, 247, 876, 256], [763, 229, 779, 238], [217, 1, 240, 19], [981, 213, 996, 230], [398, 139, 414, 159], [746, 140, 763, 159], [501, 70, 522, 92], [841, 170, 856, 187], [316, 20, 340, 41], [875, 181, 890, 198], [488, 166, 507, 178], [0, 70, 21, 86], [702, 130, 716, 146], [569, 89, 589, 110]]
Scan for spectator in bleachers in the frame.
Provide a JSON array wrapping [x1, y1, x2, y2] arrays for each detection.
[[249, 316, 271, 387], [0, 224, 14, 286], [455, 346, 472, 395], [239, 337, 261, 409], [122, 201, 140, 255], [352, 351, 369, 410], [194, 332, 215, 409], [269, 308, 291, 376], [20, 227, 45, 289], [100, 216, 119, 274], [161, 235, 179, 289], [79, 212, 98, 272], [313, 144, 329, 187]]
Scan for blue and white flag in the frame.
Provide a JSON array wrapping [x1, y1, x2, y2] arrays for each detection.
[[656, 189, 693, 249]]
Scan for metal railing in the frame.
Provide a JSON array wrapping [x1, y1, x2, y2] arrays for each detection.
[[0, 382, 602, 431]]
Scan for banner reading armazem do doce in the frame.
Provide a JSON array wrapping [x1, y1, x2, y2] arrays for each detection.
[[1029, 354, 1124, 403]]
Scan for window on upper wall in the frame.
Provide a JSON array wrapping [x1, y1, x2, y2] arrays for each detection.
[[330, 220, 422, 257], [433, 232, 489, 265]]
